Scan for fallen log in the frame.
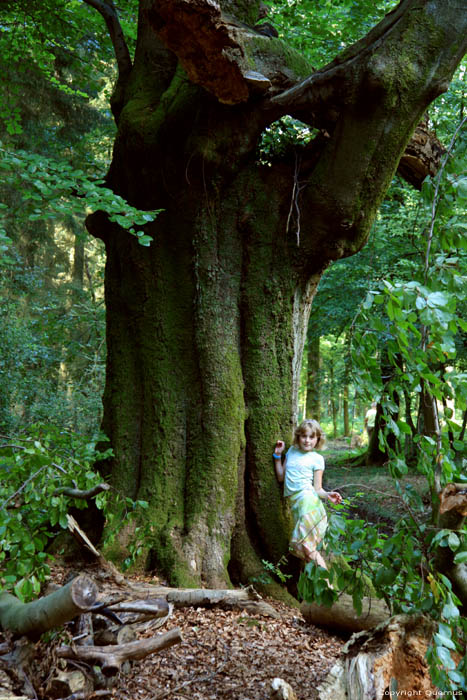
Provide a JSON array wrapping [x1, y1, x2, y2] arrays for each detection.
[[317, 614, 438, 699], [0, 575, 98, 640], [106, 598, 169, 617], [127, 583, 280, 618], [301, 593, 390, 634], [57, 626, 183, 676]]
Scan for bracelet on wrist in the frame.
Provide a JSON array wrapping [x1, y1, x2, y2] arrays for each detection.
[[272, 453, 282, 459]]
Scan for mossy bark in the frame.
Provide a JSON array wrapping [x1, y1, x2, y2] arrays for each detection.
[[87, 0, 467, 588]]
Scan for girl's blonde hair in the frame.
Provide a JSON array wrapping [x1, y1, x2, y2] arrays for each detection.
[[293, 418, 326, 450]]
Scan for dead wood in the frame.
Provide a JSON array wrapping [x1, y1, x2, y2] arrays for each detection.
[[270, 677, 298, 700], [317, 614, 439, 699], [57, 626, 183, 676], [0, 575, 98, 640], [0, 636, 38, 698], [76, 612, 94, 646], [107, 598, 169, 617], [301, 593, 390, 634], [125, 582, 280, 618], [45, 668, 92, 699], [66, 515, 125, 584], [439, 482, 467, 517]]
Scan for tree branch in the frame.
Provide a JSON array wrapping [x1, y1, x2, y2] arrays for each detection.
[[53, 483, 110, 499], [0, 575, 98, 641], [57, 627, 183, 676], [81, 0, 132, 82]]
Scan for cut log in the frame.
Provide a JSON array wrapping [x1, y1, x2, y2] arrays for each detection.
[[0, 575, 98, 640], [57, 626, 183, 676], [317, 614, 438, 699], [301, 593, 390, 634]]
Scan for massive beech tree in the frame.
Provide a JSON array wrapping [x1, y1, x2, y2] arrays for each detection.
[[85, 0, 467, 588]]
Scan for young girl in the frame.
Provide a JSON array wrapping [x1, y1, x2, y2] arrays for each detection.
[[273, 418, 342, 569]]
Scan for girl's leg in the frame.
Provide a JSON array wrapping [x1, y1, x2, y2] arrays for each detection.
[[304, 547, 327, 570]]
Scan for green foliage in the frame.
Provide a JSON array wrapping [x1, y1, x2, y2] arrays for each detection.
[[251, 556, 292, 586], [258, 116, 317, 164], [269, 0, 398, 69], [0, 426, 111, 600], [0, 424, 149, 600], [298, 497, 466, 692], [0, 145, 161, 245], [299, 121, 467, 694], [0, 232, 106, 435]]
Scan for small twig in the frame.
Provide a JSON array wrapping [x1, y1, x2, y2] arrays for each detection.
[[0, 465, 49, 509], [337, 483, 399, 499], [286, 152, 306, 245]]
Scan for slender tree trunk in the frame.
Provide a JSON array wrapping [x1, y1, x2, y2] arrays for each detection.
[[343, 385, 350, 437], [343, 337, 351, 437], [305, 336, 321, 421]]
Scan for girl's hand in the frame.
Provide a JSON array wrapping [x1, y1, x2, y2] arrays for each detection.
[[274, 440, 285, 455], [328, 491, 342, 504]]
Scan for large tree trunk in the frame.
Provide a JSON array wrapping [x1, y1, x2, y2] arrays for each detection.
[[86, 0, 467, 588]]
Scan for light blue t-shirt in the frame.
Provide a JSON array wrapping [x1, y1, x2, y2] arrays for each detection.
[[283, 446, 325, 497]]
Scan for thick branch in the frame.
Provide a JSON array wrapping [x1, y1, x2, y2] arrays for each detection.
[[0, 575, 98, 640], [53, 482, 110, 499], [82, 0, 132, 119], [57, 627, 183, 676], [82, 0, 132, 81], [146, 0, 311, 104], [125, 583, 280, 617], [269, 0, 411, 118]]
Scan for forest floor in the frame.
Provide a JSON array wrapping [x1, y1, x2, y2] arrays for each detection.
[[98, 584, 343, 700], [0, 560, 344, 700], [323, 436, 430, 527], [2, 439, 423, 700]]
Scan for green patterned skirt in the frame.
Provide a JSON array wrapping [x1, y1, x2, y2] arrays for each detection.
[[288, 488, 327, 560]]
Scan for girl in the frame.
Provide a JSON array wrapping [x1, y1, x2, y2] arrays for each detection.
[[273, 418, 342, 569]]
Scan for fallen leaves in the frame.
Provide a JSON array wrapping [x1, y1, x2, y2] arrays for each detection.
[[115, 602, 342, 700]]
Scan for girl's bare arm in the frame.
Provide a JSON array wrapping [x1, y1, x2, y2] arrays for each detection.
[[314, 470, 342, 503], [274, 440, 285, 482]]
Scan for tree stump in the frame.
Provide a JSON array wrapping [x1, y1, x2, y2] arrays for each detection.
[[317, 614, 438, 699]]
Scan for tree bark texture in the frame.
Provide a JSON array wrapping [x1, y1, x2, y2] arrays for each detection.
[[87, 0, 467, 588]]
